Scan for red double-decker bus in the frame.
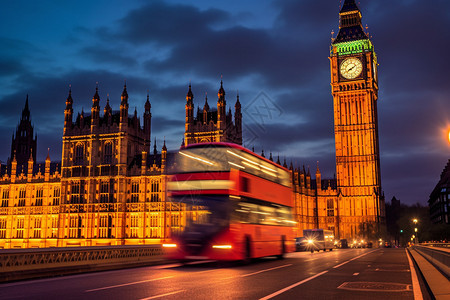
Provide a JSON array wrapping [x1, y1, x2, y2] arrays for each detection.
[[164, 142, 295, 262]]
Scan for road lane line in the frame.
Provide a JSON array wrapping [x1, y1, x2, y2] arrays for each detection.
[[85, 276, 174, 292], [139, 290, 185, 300], [223, 264, 292, 280], [240, 264, 292, 278], [333, 249, 378, 269], [259, 270, 328, 300], [405, 249, 423, 300]]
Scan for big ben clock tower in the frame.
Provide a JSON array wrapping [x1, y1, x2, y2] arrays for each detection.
[[330, 0, 385, 239]]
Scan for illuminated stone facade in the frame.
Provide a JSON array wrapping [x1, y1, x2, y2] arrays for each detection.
[[286, 0, 386, 240], [0, 86, 184, 248], [0, 0, 385, 249], [184, 81, 242, 146], [328, 0, 385, 239]]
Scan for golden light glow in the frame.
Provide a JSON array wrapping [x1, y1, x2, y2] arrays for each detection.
[[228, 161, 245, 169], [167, 180, 234, 191], [179, 151, 214, 165], [212, 244, 232, 249], [162, 243, 177, 248]]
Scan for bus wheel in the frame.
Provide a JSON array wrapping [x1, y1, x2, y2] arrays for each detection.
[[277, 236, 286, 259], [242, 236, 252, 264]]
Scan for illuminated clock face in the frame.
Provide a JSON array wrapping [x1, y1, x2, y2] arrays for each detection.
[[340, 57, 363, 79]]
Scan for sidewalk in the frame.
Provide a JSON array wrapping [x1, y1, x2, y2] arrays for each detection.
[[408, 248, 450, 300]]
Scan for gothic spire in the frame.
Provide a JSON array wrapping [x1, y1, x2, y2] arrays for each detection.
[[104, 94, 111, 114], [145, 91, 151, 112], [203, 92, 209, 111], [333, 0, 367, 44], [66, 86, 73, 108], [153, 137, 157, 155], [235, 91, 241, 109], [218, 78, 225, 101], [186, 83, 194, 104], [22, 95, 31, 121], [93, 83, 100, 104], [121, 82, 128, 104], [340, 0, 359, 13]]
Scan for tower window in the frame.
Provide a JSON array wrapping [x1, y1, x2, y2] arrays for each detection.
[[70, 181, 84, 204], [35, 188, 43, 206], [103, 143, 113, 164], [75, 144, 84, 165], [1, 189, 9, 207], [130, 182, 139, 203], [327, 199, 335, 217], [18, 188, 26, 206], [52, 188, 60, 206]]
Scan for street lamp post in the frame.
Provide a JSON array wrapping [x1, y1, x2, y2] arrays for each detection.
[[412, 218, 418, 244]]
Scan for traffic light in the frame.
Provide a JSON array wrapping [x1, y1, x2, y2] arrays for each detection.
[[400, 229, 403, 233]]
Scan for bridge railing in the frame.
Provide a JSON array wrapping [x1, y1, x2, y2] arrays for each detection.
[[0, 245, 166, 282], [419, 242, 450, 248]]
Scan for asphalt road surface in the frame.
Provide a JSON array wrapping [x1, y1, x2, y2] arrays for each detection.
[[1, 248, 418, 299]]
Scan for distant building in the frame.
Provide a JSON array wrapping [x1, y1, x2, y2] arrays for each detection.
[[429, 160, 450, 224]]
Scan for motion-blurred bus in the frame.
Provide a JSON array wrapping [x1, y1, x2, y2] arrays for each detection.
[[164, 143, 295, 262]]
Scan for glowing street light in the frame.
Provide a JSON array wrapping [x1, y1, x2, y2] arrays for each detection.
[[413, 218, 418, 224]]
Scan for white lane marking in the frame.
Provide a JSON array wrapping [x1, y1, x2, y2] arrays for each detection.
[[85, 276, 173, 292], [139, 290, 185, 300], [259, 270, 328, 300], [405, 249, 423, 300], [223, 264, 292, 280], [333, 249, 378, 269], [353, 273, 359, 276], [241, 264, 292, 278]]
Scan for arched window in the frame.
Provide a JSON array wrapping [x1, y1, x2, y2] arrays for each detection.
[[75, 144, 84, 165], [103, 142, 113, 164]]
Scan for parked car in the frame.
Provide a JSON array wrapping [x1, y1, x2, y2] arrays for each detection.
[[365, 242, 373, 248], [337, 239, 348, 249]]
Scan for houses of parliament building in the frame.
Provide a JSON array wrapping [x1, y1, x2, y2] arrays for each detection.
[[0, 0, 384, 249]]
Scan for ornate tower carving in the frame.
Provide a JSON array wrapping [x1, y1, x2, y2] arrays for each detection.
[[329, 0, 384, 239], [184, 80, 242, 146]]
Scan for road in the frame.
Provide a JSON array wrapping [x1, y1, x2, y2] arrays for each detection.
[[1, 248, 418, 299]]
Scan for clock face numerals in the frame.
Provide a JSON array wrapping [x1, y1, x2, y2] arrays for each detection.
[[340, 57, 363, 79]]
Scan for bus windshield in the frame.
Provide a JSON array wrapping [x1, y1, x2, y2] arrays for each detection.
[[170, 145, 291, 187]]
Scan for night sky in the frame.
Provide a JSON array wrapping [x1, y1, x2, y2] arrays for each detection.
[[1, 0, 449, 206]]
